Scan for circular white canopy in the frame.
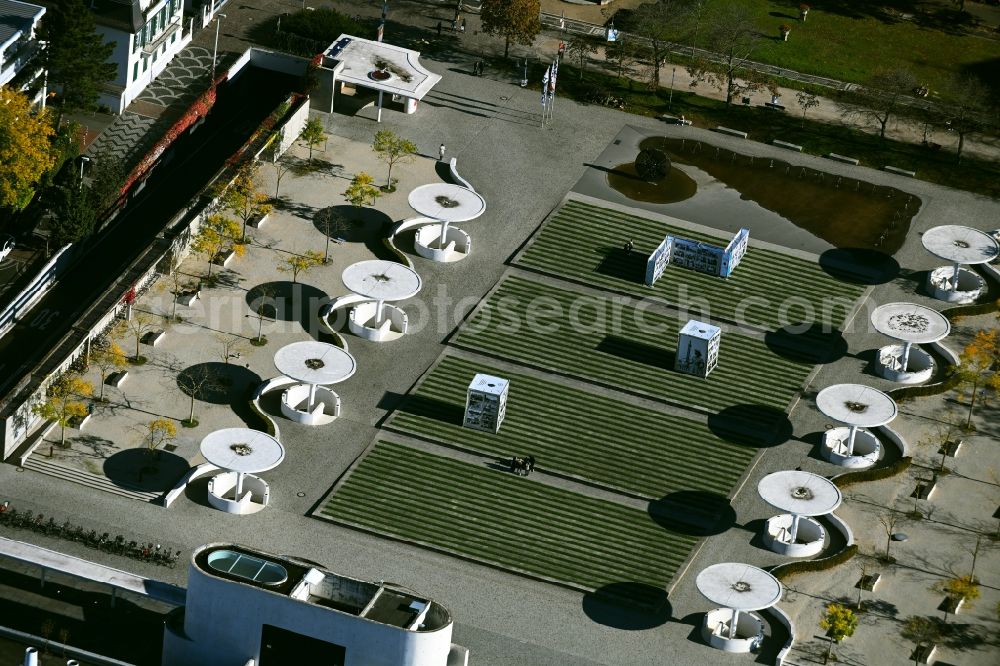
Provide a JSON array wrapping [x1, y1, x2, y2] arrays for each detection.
[[696, 563, 782, 612], [816, 384, 898, 428], [758, 470, 842, 516], [341, 260, 422, 302], [408, 183, 486, 223], [870, 303, 950, 344], [921, 225, 999, 265], [200, 428, 285, 474], [274, 341, 357, 386]]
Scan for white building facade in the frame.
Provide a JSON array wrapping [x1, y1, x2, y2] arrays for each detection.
[[0, 0, 46, 103], [89, 0, 191, 113], [163, 543, 469, 666]]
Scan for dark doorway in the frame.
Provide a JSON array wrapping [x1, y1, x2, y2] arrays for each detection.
[[260, 624, 346, 665]]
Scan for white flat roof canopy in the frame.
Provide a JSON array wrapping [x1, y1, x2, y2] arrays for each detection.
[[408, 183, 487, 223], [921, 225, 999, 264], [696, 563, 782, 611], [758, 470, 842, 516], [200, 428, 285, 474], [870, 303, 950, 344], [273, 341, 357, 386], [324, 34, 442, 100], [816, 383, 898, 428], [342, 260, 422, 302]]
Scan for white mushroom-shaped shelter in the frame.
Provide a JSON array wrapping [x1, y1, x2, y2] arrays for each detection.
[[816, 384, 897, 468], [200, 428, 285, 515], [921, 225, 999, 304], [758, 470, 842, 557], [403, 183, 486, 262], [697, 563, 781, 653], [870, 303, 950, 384], [340, 260, 422, 342], [273, 341, 356, 425]]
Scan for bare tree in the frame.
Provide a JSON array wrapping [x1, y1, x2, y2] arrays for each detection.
[[853, 551, 879, 611], [627, 0, 696, 89], [690, 2, 763, 105], [272, 155, 293, 199], [317, 209, 350, 263], [177, 366, 222, 426], [937, 73, 995, 164], [795, 91, 820, 122], [125, 312, 155, 362], [248, 284, 277, 345], [877, 510, 908, 562], [565, 36, 598, 82], [217, 334, 247, 365], [840, 67, 918, 139]]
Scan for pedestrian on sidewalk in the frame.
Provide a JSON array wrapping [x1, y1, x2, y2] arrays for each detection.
[[439, 143, 446, 161], [437, 21, 442, 37], [460, 18, 466, 33]]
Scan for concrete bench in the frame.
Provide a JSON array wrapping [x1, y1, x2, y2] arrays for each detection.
[[771, 139, 802, 152], [884, 165, 916, 177], [247, 212, 269, 229], [106, 370, 129, 388], [827, 153, 860, 165], [714, 126, 748, 139], [659, 115, 692, 126], [212, 248, 236, 266], [175, 290, 198, 306], [141, 329, 165, 347], [763, 102, 786, 111]]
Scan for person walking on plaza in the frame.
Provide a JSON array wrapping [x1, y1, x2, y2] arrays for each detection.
[[437, 21, 442, 37], [439, 143, 446, 161]]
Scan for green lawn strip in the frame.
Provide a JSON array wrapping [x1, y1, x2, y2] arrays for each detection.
[[517, 200, 864, 330], [453, 275, 811, 413], [322, 442, 698, 601], [386, 355, 752, 499]]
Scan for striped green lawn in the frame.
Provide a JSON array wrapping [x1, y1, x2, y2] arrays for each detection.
[[387, 355, 754, 502], [453, 275, 811, 415], [321, 441, 699, 606], [515, 200, 865, 330]]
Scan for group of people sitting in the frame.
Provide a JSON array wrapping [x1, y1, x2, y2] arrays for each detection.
[[510, 455, 536, 476]]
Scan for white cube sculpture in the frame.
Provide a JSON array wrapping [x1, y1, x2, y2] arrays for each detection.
[[464, 374, 509, 434], [675, 320, 721, 378]]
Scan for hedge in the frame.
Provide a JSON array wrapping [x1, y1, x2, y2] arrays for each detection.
[[832, 457, 912, 489], [771, 544, 858, 582]]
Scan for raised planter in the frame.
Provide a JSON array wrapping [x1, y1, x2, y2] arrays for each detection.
[[106, 370, 129, 388], [247, 212, 270, 229], [927, 266, 986, 304], [141, 329, 165, 347], [212, 248, 236, 267]]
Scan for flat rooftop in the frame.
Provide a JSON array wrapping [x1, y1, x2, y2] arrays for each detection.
[[323, 34, 441, 100]]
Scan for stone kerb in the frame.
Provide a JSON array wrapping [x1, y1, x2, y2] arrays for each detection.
[[448, 158, 476, 193], [766, 605, 796, 666]]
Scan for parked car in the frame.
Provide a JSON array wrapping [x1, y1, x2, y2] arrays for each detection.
[[0, 235, 14, 263]]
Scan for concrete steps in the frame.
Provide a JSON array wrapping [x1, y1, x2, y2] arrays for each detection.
[[21, 457, 163, 503]]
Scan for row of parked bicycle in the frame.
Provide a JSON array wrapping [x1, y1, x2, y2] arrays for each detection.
[[0, 502, 181, 568]]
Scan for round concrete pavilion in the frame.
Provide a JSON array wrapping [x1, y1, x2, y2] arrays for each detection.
[[758, 470, 842, 557], [407, 183, 486, 262], [870, 303, 950, 384], [341, 260, 422, 342], [816, 383, 898, 468], [697, 563, 781, 654], [921, 225, 999, 304], [273, 341, 356, 425], [200, 428, 285, 515]]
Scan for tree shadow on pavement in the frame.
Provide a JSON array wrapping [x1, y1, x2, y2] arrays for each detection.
[[103, 448, 189, 493]]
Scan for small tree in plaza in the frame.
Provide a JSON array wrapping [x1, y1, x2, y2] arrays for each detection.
[[480, 0, 541, 59], [278, 250, 324, 283], [32, 373, 93, 446], [125, 312, 155, 364], [901, 616, 943, 666], [317, 209, 350, 263], [819, 603, 857, 663], [934, 575, 980, 622], [272, 155, 294, 199], [300, 118, 327, 165], [177, 366, 222, 427], [223, 161, 272, 242], [343, 172, 381, 207], [372, 129, 417, 190], [953, 330, 999, 430], [796, 91, 820, 122], [192, 214, 244, 279], [141, 418, 176, 459], [217, 334, 248, 365], [566, 37, 598, 81], [90, 339, 126, 401]]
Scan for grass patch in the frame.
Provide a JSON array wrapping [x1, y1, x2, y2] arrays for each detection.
[[181, 419, 198, 428], [516, 199, 865, 330], [453, 275, 812, 414], [387, 356, 755, 500], [128, 355, 148, 366], [320, 441, 699, 606]]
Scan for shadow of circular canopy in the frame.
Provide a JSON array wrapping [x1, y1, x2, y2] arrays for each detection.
[[708, 405, 793, 448], [819, 248, 900, 285], [314, 205, 391, 242], [246, 281, 328, 323], [177, 362, 262, 405], [103, 448, 190, 493], [582, 583, 672, 629], [764, 323, 849, 364], [648, 490, 737, 536]]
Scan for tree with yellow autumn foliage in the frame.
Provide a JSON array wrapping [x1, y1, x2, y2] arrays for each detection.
[[31, 373, 93, 446], [954, 330, 999, 429], [0, 88, 57, 210]]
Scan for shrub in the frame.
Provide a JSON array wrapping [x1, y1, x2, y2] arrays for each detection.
[[832, 458, 912, 489], [772, 545, 858, 582]]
